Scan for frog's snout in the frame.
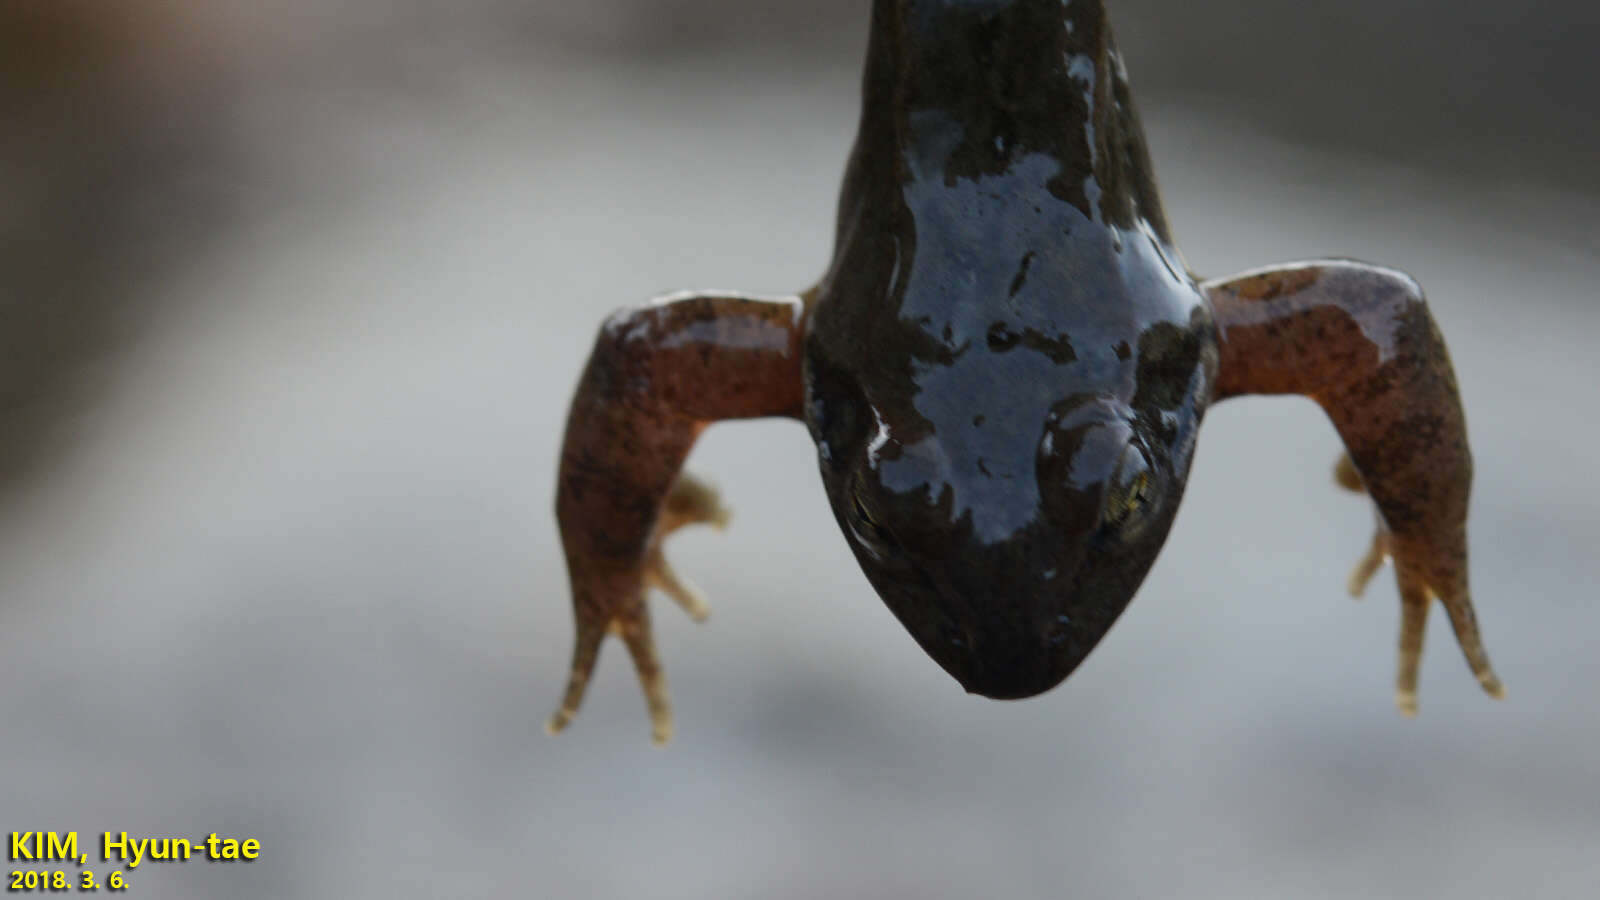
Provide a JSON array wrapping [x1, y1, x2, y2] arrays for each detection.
[[946, 624, 1077, 700]]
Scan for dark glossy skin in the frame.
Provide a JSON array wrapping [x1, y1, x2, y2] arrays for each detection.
[[548, 0, 1501, 744], [805, 0, 1213, 698]]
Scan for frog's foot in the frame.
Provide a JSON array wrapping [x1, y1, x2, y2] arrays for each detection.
[[1386, 544, 1504, 716], [550, 291, 806, 743], [1330, 456, 1503, 713], [1209, 261, 1504, 714], [546, 593, 675, 745], [544, 484, 724, 745]]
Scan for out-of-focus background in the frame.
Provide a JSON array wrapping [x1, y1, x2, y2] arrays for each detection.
[[2, 1, 1596, 897]]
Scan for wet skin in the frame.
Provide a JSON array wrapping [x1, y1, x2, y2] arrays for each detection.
[[548, 0, 1502, 744]]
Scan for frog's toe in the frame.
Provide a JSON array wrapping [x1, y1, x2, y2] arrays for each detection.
[[546, 608, 608, 737], [1336, 450, 1503, 712], [1392, 563, 1430, 716], [1386, 550, 1505, 717], [546, 599, 677, 745], [645, 473, 726, 623], [1433, 579, 1506, 702], [615, 606, 675, 746], [646, 545, 711, 622], [661, 472, 732, 533], [1335, 453, 1391, 597], [1347, 526, 1391, 598]]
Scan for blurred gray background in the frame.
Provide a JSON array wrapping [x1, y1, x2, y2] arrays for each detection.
[[2, 1, 1596, 897]]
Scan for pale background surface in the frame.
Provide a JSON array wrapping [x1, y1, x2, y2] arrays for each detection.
[[2, 2, 1596, 898]]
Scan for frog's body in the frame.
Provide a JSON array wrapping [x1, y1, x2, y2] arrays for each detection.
[[548, 0, 1501, 743], [808, 1, 1212, 696]]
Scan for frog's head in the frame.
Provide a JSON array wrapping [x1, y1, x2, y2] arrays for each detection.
[[806, 321, 1211, 699]]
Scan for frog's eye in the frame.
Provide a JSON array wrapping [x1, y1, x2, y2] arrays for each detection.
[[1102, 443, 1155, 534], [847, 482, 896, 557]]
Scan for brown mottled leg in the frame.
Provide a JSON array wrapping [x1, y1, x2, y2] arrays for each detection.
[[549, 292, 806, 744], [1206, 261, 1502, 714]]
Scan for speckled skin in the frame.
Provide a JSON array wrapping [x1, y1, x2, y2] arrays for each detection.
[[548, 0, 1500, 744], [1207, 262, 1500, 713]]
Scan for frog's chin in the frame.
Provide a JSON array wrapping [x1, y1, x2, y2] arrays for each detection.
[[959, 674, 1070, 701], [942, 647, 1077, 700], [891, 601, 1086, 700]]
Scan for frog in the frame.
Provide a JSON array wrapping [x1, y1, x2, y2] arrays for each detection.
[[546, 0, 1502, 745]]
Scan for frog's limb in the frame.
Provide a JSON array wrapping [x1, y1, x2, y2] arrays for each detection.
[[549, 292, 806, 744], [1205, 260, 1502, 715]]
